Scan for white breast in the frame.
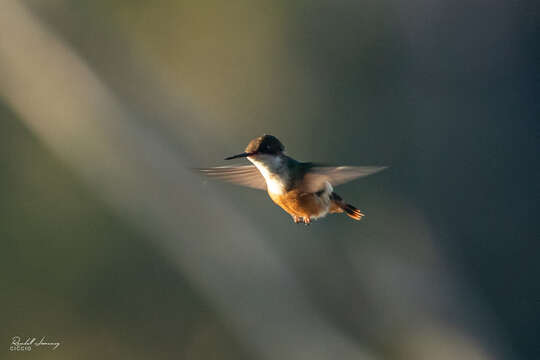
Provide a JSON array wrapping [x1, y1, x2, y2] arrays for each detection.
[[248, 155, 288, 195]]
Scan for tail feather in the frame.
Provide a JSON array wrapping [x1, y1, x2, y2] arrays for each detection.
[[342, 204, 364, 220], [330, 192, 365, 221]]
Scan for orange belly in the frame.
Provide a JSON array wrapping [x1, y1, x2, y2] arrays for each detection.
[[269, 189, 332, 219]]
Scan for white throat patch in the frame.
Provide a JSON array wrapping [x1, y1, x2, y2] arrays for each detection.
[[248, 155, 288, 195]]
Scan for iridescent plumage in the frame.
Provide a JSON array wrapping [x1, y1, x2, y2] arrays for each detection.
[[199, 135, 386, 224]]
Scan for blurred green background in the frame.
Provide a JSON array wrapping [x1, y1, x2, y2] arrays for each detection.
[[1, 0, 538, 359]]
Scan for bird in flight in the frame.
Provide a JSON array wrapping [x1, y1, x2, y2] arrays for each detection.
[[199, 135, 387, 224]]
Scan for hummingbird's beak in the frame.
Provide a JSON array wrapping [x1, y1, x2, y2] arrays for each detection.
[[224, 152, 254, 160]]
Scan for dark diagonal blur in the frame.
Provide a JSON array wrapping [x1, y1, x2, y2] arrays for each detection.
[[1, 1, 538, 359]]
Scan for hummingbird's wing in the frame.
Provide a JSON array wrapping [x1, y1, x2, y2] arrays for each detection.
[[197, 165, 266, 190], [299, 165, 387, 193]]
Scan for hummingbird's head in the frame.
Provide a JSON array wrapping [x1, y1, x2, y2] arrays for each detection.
[[225, 135, 284, 160]]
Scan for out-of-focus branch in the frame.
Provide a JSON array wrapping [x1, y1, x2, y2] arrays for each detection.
[[0, 1, 373, 360]]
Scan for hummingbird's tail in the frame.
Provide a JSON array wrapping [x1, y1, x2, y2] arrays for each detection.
[[329, 192, 365, 221], [342, 203, 364, 220]]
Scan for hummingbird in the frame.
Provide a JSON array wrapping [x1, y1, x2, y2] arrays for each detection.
[[199, 135, 387, 224]]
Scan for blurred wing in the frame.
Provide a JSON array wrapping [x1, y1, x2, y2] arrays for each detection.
[[198, 165, 266, 190], [301, 165, 387, 193]]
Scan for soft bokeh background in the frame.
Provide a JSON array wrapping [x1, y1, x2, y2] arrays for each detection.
[[1, 0, 538, 359]]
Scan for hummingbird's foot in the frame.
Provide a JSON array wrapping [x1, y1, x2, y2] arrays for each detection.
[[304, 217, 311, 225], [293, 215, 302, 224]]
